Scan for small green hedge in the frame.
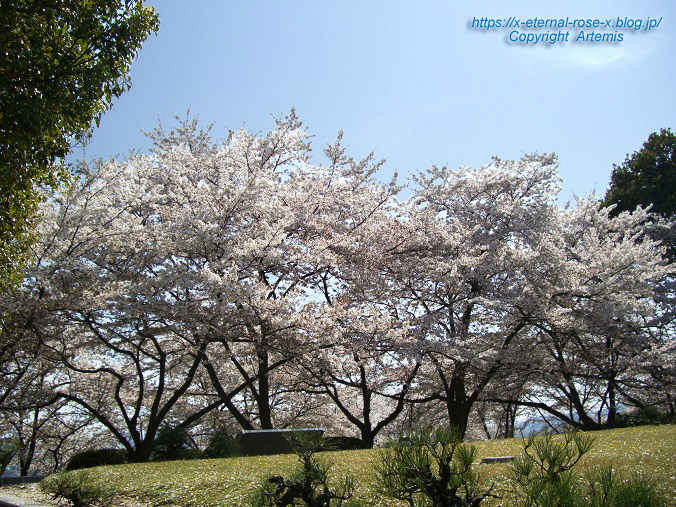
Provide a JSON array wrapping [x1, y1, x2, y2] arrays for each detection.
[[322, 436, 368, 451], [66, 449, 130, 471], [204, 433, 239, 459], [614, 407, 676, 428]]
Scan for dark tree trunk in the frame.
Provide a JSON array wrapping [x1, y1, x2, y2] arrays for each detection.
[[359, 430, 375, 449], [502, 401, 517, 438], [441, 371, 472, 437], [128, 440, 155, 463], [606, 381, 617, 428], [257, 348, 273, 429]]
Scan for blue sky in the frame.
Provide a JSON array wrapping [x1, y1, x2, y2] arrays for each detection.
[[73, 0, 675, 204]]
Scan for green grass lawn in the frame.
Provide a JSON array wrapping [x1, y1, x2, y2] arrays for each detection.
[[81, 425, 675, 507]]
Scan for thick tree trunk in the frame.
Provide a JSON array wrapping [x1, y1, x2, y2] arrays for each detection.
[[359, 429, 375, 449], [359, 365, 373, 447], [128, 441, 154, 463], [503, 402, 517, 438], [257, 348, 273, 429], [442, 372, 472, 437], [446, 403, 472, 437]]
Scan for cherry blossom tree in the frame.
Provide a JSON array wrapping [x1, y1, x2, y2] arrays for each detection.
[[0, 305, 65, 475], [6, 111, 400, 458], [297, 303, 421, 447], [350, 154, 561, 436], [501, 198, 674, 429]]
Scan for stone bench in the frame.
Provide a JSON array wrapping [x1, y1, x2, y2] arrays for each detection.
[[480, 456, 515, 464]]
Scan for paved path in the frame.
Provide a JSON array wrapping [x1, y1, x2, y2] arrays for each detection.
[[0, 490, 52, 507]]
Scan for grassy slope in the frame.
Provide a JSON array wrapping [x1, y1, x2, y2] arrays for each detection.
[[85, 425, 676, 507]]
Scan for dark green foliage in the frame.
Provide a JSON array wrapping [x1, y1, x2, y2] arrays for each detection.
[[322, 436, 367, 451], [40, 470, 119, 507], [204, 431, 240, 459], [0, 0, 159, 284], [0, 439, 18, 476], [603, 128, 676, 261], [175, 448, 205, 460], [604, 128, 676, 219], [510, 431, 593, 506], [510, 431, 667, 507], [600, 471, 667, 507], [377, 426, 496, 507], [614, 406, 676, 428], [585, 466, 667, 507], [510, 431, 594, 491], [249, 431, 355, 507], [151, 425, 202, 462], [66, 448, 129, 471]]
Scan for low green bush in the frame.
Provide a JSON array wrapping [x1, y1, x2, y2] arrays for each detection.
[[176, 448, 206, 460], [377, 425, 496, 507], [151, 426, 204, 461], [204, 432, 239, 458], [249, 431, 356, 506], [510, 431, 667, 507], [40, 470, 119, 507], [66, 448, 129, 471], [510, 430, 594, 506], [322, 436, 367, 451], [614, 406, 676, 428], [585, 466, 667, 507]]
